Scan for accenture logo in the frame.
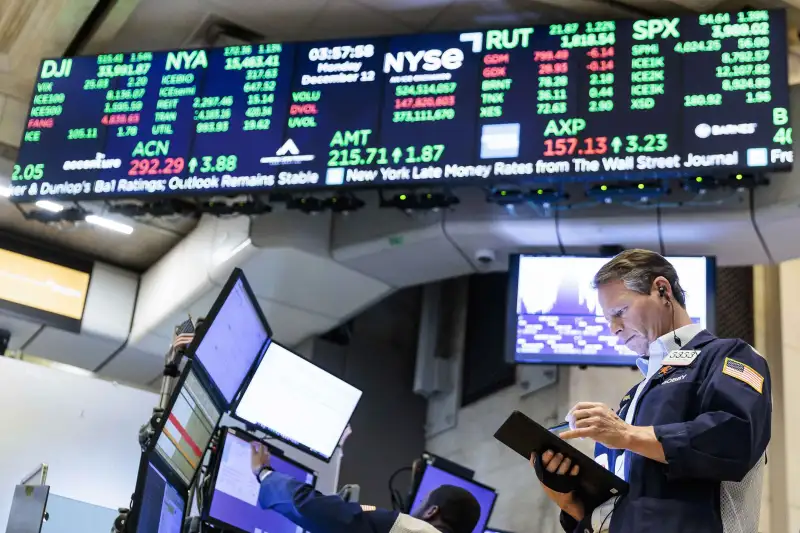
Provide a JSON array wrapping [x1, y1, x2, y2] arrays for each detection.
[[695, 122, 757, 139]]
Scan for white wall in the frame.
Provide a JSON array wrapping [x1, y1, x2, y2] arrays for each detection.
[[426, 366, 642, 532], [778, 259, 800, 532], [0, 357, 158, 530]]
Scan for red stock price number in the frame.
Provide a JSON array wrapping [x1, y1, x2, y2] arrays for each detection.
[[543, 137, 607, 157], [128, 157, 185, 176], [534, 49, 569, 76]]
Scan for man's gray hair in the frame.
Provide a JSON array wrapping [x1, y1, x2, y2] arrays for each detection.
[[592, 249, 687, 307]]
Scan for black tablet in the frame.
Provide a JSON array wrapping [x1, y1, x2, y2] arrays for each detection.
[[494, 410, 628, 504]]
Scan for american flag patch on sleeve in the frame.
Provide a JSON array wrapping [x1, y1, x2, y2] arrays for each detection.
[[722, 357, 764, 393]]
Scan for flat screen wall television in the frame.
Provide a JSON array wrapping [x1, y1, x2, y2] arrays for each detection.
[[506, 254, 716, 366]]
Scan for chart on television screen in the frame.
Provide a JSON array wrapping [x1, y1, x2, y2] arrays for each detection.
[[510, 255, 711, 365], [9, 10, 791, 201], [155, 370, 221, 485]]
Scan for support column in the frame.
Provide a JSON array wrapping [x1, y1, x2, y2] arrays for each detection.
[[778, 259, 800, 531], [753, 265, 788, 533]]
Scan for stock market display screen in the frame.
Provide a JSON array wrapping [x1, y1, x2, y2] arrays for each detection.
[[507, 255, 713, 366], [10, 9, 791, 201]]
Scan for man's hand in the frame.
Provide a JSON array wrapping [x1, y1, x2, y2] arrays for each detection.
[[251, 442, 271, 475], [559, 402, 631, 449], [531, 451, 584, 521]]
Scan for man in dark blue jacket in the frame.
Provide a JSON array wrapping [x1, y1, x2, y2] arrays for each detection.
[[534, 249, 771, 533], [250, 443, 482, 533]]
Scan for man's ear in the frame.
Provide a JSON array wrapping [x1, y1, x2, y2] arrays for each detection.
[[421, 505, 439, 520], [651, 275, 671, 296]]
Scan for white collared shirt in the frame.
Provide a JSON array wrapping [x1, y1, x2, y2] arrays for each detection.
[[591, 323, 704, 531], [615, 323, 704, 478]]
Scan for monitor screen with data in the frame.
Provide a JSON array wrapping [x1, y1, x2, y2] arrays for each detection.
[[207, 429, 316, 533], [155, 367, 222, 485], [193, 270, 270, 406], [234, 341, 362, 461], [410, 464, 496, 533], [134, 458, 187, 533], [507, 254, 715, 366]]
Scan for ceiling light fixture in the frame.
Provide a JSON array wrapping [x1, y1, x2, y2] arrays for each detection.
[[85, 215, 134, 235], [35, 200, 64, 213]]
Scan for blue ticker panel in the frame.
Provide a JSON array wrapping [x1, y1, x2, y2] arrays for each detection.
[[10, 10, 791, 201]]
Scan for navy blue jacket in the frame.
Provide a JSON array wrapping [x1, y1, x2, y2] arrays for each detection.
[[561, 331, 771, 533], [258, 471, 446, 533]]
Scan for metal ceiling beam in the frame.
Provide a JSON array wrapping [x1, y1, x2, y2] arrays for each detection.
[[77, 0, 147, 56]]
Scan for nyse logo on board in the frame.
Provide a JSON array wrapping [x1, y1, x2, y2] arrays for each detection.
[[383, 48, 464, 73]]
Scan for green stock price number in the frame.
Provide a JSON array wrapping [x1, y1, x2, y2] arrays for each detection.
[[12, 164, 44, 181], [328, 145, 445, 167], [609, 134, 668, 154], [187, 155, 238, 174]]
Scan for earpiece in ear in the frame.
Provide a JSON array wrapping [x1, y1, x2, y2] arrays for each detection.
[[658, 285, 666, 297]]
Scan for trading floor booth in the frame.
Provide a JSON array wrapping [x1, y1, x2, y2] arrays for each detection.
[[4, 269, 358, 533]]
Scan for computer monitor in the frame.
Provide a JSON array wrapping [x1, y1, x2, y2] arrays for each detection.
[[130, 453, 188, 533], [191, 268, 271, 408], [233, 341, 362, 462], [154, 364, 222, 486], [409, 464, 497, 533], [206, 428, 317, 533], [506, 254, 716, 366]]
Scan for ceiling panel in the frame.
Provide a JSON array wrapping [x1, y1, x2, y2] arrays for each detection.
[[97, 344, 166, 385], [258, 298, 340, 345], [300, 0, 416, 39], [110, 0, 214, 51], [350, 0, 452, 29], [0, 200, 191, 271], [25, 327, 123, 371], [0, 0, 99, 100], [207, 0, 328, 40]]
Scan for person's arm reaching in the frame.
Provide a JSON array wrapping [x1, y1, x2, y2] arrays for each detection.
[[257, 470, 398, 533], [560, 342, 771, 482], [250, 442, 398, 533], [651, 341, 771, 481]]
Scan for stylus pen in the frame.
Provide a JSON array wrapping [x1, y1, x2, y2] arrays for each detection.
[[548, 422, 570, 433]]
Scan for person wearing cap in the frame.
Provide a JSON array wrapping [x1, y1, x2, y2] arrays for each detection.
[[533, 249, 771, 533], [251, 442, 482, 533]]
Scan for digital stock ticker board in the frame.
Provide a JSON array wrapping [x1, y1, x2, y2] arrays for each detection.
[[10, 9, 793, 201]]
